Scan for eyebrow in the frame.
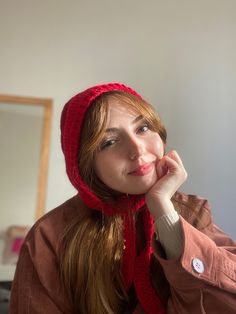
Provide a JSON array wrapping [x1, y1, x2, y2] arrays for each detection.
[[105, 115, 144, 133]]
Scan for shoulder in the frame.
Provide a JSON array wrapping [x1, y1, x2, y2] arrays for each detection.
[[24, 194, 88, 256], [171, 191, 213, 230], [11, 196, 86, 313]]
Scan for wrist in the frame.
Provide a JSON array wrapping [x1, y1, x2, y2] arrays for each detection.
[[145, 196, 175, 220]]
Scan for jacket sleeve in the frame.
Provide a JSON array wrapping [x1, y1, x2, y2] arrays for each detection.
[[157, 217, 236, 290], [9, 228, 72, 314], [152, 214, 236, 313]]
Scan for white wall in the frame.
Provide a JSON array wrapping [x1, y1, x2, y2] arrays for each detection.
[[0, 108, 43, 230], [0, 0, 235, 239]]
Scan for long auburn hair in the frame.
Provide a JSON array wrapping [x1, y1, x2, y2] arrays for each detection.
[[60, 91, 167, 313]]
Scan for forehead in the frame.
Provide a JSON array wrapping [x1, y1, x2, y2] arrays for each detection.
[[106, 97, 139, 123]]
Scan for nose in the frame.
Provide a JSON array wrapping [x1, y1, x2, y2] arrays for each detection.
[[127, 137, 144, 161]]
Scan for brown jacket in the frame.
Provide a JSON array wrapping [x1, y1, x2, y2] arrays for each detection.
[[9, 192, 236, 313]]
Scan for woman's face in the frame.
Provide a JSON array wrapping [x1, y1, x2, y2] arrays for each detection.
[[94, 98, 165, 195]]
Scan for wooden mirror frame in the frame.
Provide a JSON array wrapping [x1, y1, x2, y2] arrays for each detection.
[[0, 95, 53, 220]]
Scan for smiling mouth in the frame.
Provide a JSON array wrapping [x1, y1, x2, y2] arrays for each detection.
[[128, 162, 155, 176]]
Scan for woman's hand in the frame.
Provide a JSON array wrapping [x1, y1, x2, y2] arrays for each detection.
[[145, 150, 188, 220]]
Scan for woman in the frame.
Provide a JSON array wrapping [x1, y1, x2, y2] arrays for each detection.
[[10, 83, 236, 314]]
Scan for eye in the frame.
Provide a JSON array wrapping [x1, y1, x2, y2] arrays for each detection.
[[100, 138, 118, 150], [137, 124, 149, 133]]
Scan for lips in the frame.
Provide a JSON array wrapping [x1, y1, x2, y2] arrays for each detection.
[[128, 162, 155, 176]]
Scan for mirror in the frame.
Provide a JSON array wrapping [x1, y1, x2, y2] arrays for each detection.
[[0, 95, 52, 281]]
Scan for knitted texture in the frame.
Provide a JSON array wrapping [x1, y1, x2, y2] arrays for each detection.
[[60, 82, 165, 314], [61, 83, 144, 215]]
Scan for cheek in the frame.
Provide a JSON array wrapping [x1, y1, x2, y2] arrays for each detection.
[[94, 156, 105, 180], [148, 135, 164, 157], [94, 154, 121, 182]]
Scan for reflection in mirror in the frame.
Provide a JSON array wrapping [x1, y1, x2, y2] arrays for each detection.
[[0, 95, 52, 281]]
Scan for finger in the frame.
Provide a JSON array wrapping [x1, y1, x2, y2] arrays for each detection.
[[163, 155, 181, 173], [160, 156, 188, 192], [156, 155, 179, 177], [166, 150, 184, 167], [156, 158, 168, 179], [165, 153, 188, 181]]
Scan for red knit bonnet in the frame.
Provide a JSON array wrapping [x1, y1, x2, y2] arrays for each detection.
[[60, 83, 165, 314]]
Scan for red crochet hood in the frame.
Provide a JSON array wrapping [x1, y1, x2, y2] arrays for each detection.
[[60, 82, 146, 215], [60, 82, 165, 314]]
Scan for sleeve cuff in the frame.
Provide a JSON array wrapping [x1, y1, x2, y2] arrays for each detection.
[[154, 209, 183, 259]]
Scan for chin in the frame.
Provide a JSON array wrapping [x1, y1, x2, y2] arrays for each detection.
[[112, 173, 157, 195], [126, 182, 155, 195], [133, 176, 157, 194]]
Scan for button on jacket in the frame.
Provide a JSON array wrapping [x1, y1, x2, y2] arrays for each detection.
[[9, 192, 236, 314]]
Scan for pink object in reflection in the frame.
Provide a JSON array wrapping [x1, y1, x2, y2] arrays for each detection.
[[11, 237, 24, 253]]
